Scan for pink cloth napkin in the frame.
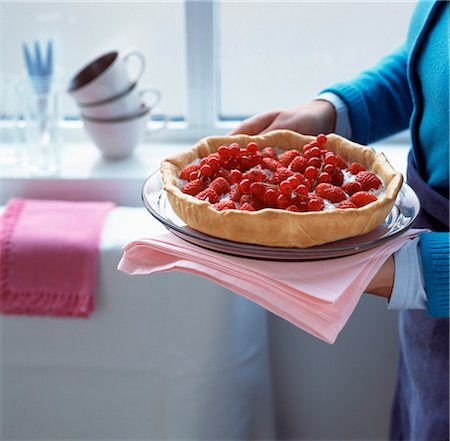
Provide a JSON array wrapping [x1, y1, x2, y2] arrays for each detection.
[[118, 229, 421, 343], [0, 198, 114, 317]]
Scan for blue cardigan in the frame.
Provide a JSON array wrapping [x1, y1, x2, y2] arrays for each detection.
[[322, 0, 449, 317]]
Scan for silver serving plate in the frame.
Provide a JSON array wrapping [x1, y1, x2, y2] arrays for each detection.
[[142, 171, 420, 261]]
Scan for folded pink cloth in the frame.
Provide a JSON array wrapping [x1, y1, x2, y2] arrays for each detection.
[[119, 229, 421, 343], [0, 198, 114, 317]]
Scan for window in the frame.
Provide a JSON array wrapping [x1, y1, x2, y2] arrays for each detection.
[[1, 1, 417, 138]]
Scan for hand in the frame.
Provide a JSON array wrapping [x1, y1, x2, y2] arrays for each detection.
[[229, 100, 336, 136], [365, 256, 395, 299]]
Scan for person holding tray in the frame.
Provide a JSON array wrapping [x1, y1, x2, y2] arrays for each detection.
[[231, 1, 449, 440]]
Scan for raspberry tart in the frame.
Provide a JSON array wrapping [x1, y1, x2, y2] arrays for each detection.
[[160, 130, 403, 248]]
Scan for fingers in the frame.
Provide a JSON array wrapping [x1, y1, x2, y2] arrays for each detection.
[[229, 110, 281, 135]]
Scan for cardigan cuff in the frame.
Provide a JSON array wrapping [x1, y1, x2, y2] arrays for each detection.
[[320, 83, 371, 145], [419, 232, 450, 317]]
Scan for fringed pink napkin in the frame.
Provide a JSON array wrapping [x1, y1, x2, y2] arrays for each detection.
[[118, 229, 421, 343], [0, 198, 114, 317]]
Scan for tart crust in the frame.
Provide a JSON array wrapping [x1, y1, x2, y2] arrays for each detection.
[[160, 130, 403, 248]]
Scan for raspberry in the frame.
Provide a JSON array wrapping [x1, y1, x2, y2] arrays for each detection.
[[216, 167, 230, 181], [239, 178, 252, 193], [209, 177, 230, 195], [240, 194, 265, 210], [335, 156, 348, 169], [244, 168, 268, 182], [213, 200, 236, 211], [270, 167, 293, 185], [279, 149, 300, 167], [229, 186, 242, 202], [260, 147, 277, 159], [314, 183, 346, 203], [349, 162, 366, 174], [355, 171, 382, 191], [200, 164, 213, 177], [180, 163, 200, 180], [341, 181, 363, 196], [196, 188, 219, 204], [350, 191, 378, 207], [240, 202, 256, 211], [289, 156, 308, 173], [261, 157, 281, 171], [286, 205, 300, 212], [330, 167, 344, 186], [307, 196, 325, 212], [337, 200, 357, 209], [181, 179, 206, 196]]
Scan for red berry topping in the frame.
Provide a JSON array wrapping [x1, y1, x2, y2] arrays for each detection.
[[290, 156, 308, 173], [229, 143, 240, 157], [349, 162, 366, 174], [218, 145, 231, 158], [188, 170, 199, 181], [229, 186, 243, 202], [341, 181, 363, 196], [304, 166, 318, 180], [324, 152, 338, 166], [216, 167, 230, 181], [307, 196, 325, 212], [308, 146, 322, 158], [244, 168, 268, 182], [196, 188, 219, 204], [240, 202, 256, 211], [286, 205, 300, 212], [317, 172, 331, 184], [181, 178, 206, 196], [355, 171, 382, 191], [279, 149, 300, 167], [276, 194, 291, 209], [229, 169, 243, 184], [280, 180, 293, 196], [263, 187, 279, 206], [330, 167, 344, 187], [271, 167, 293, 185], [239, 178, 252, 193], [316, 134, 327, 146], [246, 142, 259, 154], [213, 200, 236, 211], [307, 157, 321, 168], [350, 191, 378, 207], [314, 183, 346, 203], [337, 200, 357, 209], [209, 177, 230, 195], [249, 182, 266, 199], [200, 164, 213, 177], [180, 163, 200, 180], [295, 184, 309, 196], [261, 157, 281, 171], [260, 146, 277, 159]]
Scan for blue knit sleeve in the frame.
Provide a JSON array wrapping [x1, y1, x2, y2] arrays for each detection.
[[320, 46, 413, 145], [419, 232, 450, 317]]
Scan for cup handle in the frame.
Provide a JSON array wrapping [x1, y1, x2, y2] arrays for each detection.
[[138, 87, 161, 110], [145, 108, 169, 134], [122, 48, 146, 83]]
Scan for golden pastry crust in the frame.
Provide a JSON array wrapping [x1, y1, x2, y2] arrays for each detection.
[[160, 130, 403, 248]]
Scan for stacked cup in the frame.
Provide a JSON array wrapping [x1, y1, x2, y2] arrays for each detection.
[[68, 49, 164, 159]]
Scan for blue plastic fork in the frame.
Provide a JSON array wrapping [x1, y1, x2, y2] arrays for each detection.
[[22, 40, 53, 94]]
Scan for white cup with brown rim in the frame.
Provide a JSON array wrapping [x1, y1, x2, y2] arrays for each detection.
[[68, 49, 146, 105], [78, 82, 161, 119]]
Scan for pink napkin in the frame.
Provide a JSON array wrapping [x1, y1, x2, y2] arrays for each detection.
[[118, 229, 421, 343], [0, 198, 114, 317]]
